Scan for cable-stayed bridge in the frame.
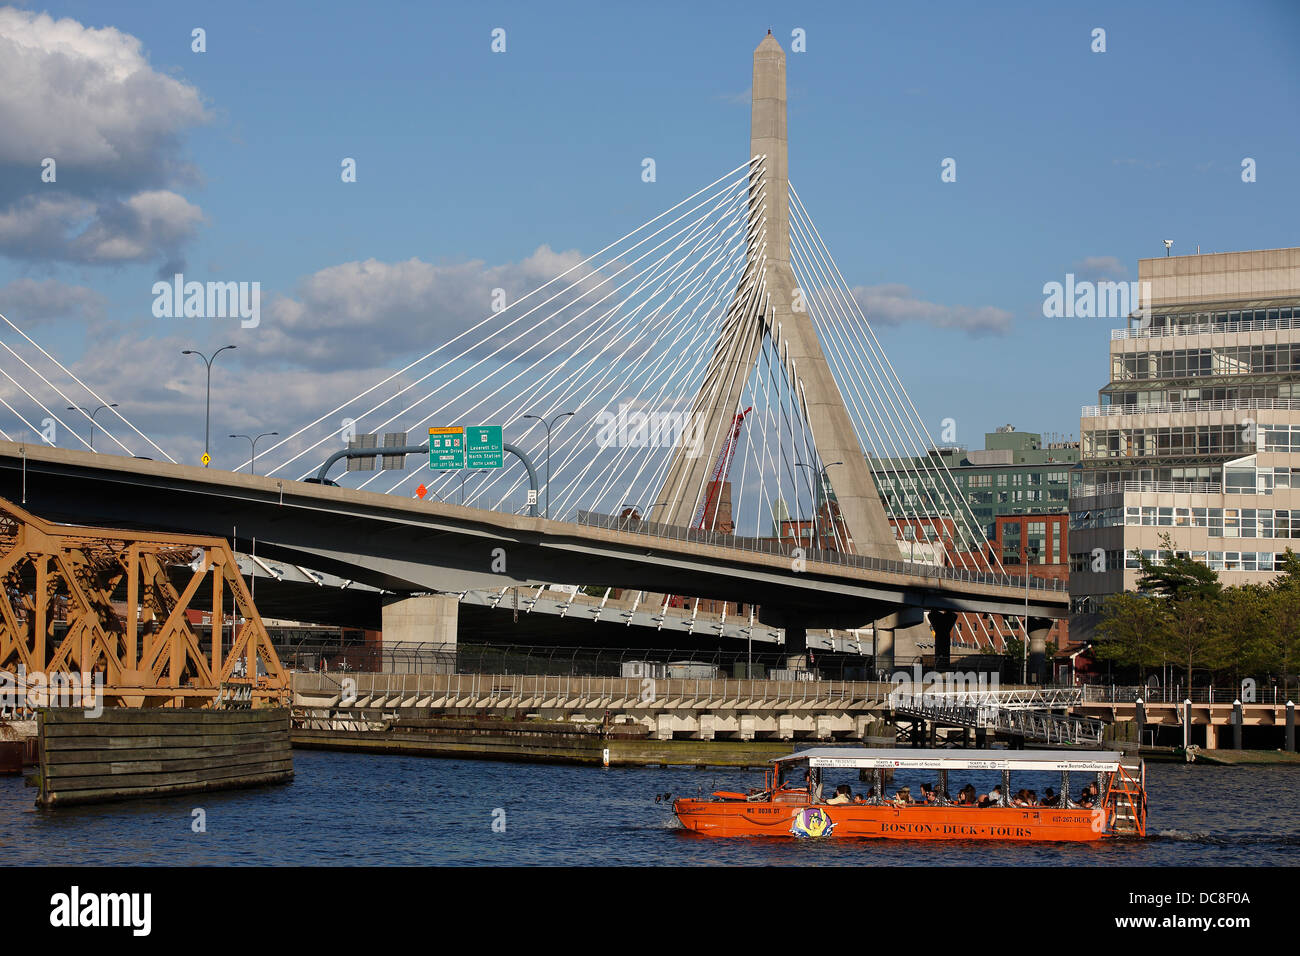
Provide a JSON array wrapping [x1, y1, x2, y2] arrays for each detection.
[[0, 34, 1066, 678]]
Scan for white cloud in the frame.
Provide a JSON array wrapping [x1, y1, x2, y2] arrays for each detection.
[[849, 283, 1012, 334], [247, 246, 588, 370], [0, 9, 207, 265], [1073, 256, 1128, 281], [0, 277, 106, 324]]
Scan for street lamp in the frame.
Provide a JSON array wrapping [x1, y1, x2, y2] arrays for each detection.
[[441, 468, 489, 505], [65, 403, 118, 450], [523, 411, 574, 519], [229, 431, 278, 475], [181, 346, 237, 466], [795, 461, 843, 551]]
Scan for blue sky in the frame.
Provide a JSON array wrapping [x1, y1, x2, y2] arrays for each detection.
[[1, 0, 1298, 469]]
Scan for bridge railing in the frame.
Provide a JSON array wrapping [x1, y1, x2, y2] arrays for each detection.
[[1081, 682, 1296, 705], [274, 638, 1020, 683], [573, 510, 1067, 594]]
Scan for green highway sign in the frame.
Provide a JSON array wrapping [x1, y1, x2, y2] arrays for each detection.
[[465, 425, 504, 469], [428, 426, 465, 469]]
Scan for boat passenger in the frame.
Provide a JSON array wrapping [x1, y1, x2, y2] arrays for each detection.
[[957, 784, 977, 805], [919, 783, 937, 804], [1042, 787, 1059, 807], [978, 785, 1003, 808], [1027, 789, 1039, 807], [826, 784, 852, 805], [890, 786, 912, 805]]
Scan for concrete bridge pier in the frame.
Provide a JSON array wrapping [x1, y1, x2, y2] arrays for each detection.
[[381, 593, 458, 658], [1027, 617, 1053, 684], [874, 609, 925, 675], [929, 610, 956, 670]]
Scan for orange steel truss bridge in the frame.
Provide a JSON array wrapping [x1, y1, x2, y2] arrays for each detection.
[[0, 496, 290, 710]]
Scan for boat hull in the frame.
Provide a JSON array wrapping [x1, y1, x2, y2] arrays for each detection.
[[673, 800, 1110, 841]]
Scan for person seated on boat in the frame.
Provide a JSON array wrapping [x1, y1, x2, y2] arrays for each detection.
[[1079, 782, 1099, 808], [1012, 788, 1033, 807], [852, 791, 868, 804], [1027, 789, 1039, 807], [890, 786, 913, 806], [956, 784, 977, 806], [1042, 787, 1058, 807], [919, 783, 937, 804], [978, 785, 1003, 808], [825, 784, 852, 805]]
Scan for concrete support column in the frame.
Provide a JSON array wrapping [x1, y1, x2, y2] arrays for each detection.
[[929, 610, 956, 671], [696, 713, 716, 741], [1027, 617, 1052, 685], [778, 713, 794, 741], [784, 625, 807, 657], [1288, 701, 1295, 752], [874, 627, 895, 676], [655, 713, 673, 741], [853, 714, 871, 741], [381, 593, 457, 672], [739, 714, 756, 742]]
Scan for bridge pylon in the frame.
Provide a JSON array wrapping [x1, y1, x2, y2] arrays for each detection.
[[654, 33, 899, 563]]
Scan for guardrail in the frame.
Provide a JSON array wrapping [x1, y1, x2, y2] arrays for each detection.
[[1081, 683, 1297, 705], [1110, 315, 1300, 340], [1082, 398, 1300, 417], [889, 692, 1104, 746], [1073, 480, 1223, 498], [274, 639, 1020, 682], [293, 670, 899, 709], [574, 510, 1067, 593]]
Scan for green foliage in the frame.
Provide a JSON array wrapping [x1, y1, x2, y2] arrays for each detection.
[[1097, 538, 1299, 689], [1001, 536, 1300, 691]]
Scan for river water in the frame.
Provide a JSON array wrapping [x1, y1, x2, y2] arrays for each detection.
[[3, 752, 1297, 865]]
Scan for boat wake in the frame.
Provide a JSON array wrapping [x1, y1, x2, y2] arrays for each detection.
[[1154, 828, 1300, 846]]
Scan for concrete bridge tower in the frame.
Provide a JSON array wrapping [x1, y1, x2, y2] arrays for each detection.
[[656, 33, 899, 565]]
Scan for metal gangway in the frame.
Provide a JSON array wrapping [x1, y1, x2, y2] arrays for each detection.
[[889, 687, 1106, 747]]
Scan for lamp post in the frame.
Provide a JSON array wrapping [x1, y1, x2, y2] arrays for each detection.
[[442, 468, 488, 505], [523, 411, 574, 519], [65, 403, 118, 450], [229, 431, 278, 475], [181, 346, 236, 466], [795, 461, 843, 551]]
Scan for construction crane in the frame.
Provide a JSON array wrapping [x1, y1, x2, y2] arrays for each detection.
[[694, 406, 752, 531]]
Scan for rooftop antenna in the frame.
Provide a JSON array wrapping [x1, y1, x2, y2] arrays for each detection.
[[1163, 239, 1174, 256]]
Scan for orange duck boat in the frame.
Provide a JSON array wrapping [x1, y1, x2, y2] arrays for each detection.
[[673, 748, 1146, 841]]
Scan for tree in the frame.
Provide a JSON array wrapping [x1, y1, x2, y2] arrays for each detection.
[[1208, 583, 1273, 688], [1096, 591, 1168, 679], [1265, 549, 1300, 696], [1133, 536, 1221, 688], [1135, 534, 1221, 602]]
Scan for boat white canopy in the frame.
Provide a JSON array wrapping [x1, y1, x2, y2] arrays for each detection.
[[773, 748, 1125, 773]]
